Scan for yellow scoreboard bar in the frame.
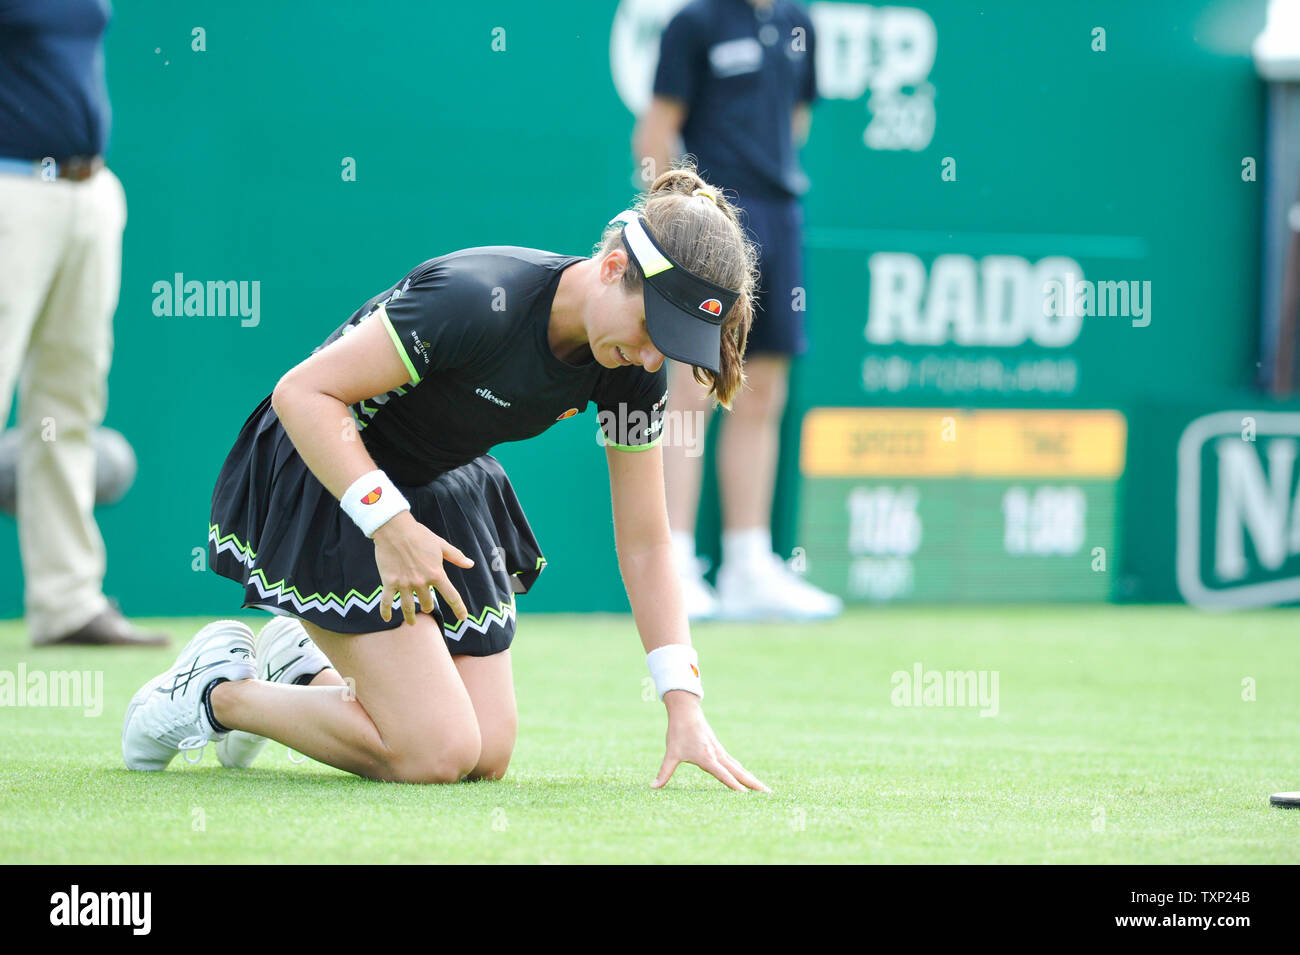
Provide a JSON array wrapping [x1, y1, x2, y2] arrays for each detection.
[[800, 408, 1126, 478]]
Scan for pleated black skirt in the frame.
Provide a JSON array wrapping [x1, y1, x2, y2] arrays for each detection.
[[208, 396, 545, 655]]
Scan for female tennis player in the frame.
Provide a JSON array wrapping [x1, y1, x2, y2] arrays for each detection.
[[122, 165, 768, 790]]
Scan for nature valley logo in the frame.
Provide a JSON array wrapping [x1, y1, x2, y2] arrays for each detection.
[[1177, 411, 1300, 608]]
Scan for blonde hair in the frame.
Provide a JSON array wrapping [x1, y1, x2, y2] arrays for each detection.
[[594, 159, 758, 409]]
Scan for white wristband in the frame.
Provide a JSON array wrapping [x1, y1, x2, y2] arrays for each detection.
[[646, 644, 703, 701], [340, 469, 410, 538]]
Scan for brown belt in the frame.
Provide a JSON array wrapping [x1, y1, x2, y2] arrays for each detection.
[[53, 155, 105, 181], [0, 155, 105, 181]]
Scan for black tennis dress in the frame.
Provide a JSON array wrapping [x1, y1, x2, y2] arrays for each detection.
[[209, 247, 668, 655]]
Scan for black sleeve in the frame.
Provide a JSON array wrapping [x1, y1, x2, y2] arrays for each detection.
[[373, 261, 501, 384], [593, 365, 670, 451], [652, 6, 707, 106]]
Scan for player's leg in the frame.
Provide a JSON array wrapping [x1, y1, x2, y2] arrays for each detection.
[[208, 614, 482, 783], [218, 618, 517, 781], [663, 358, 719, 618], [215, 614, 345, 768], [454, 650, 518, 781]]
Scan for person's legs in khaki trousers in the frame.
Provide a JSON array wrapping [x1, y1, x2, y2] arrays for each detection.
[[0, 168, 148, 644]]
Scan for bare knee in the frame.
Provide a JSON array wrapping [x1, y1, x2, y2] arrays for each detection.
[[384, 731, 482, 785], [466, 721, 516, 781], [466, 747, 513, 782]]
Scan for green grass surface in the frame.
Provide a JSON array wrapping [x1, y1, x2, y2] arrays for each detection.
[[1, 606, 1298, 864]]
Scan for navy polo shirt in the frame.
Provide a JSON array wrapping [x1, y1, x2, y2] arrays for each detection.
[[0, 0, 112, 160], [653, 0, 816, 201]]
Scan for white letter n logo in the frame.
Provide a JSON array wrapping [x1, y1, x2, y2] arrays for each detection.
[[1214, 436, 1295, 581]]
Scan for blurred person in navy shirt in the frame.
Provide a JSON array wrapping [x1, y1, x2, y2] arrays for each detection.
[[634, 0, 841, 622], [0, 0, 167, 645]]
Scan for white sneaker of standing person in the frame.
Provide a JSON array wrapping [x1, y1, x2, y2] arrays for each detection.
[[122, 620, 256, 771], [216, 615, 334, 769], [715, 528, 844, 622], [672, 530, 720, 621]]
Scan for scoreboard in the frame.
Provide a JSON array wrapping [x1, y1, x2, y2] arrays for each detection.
[[796, 409, 1127, 603]]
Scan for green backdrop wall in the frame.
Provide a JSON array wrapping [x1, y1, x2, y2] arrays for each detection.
[[0, 0, 1276, 619]]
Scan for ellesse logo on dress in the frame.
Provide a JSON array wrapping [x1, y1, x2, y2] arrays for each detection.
[[361, 488, 382, 505], [556, 408, 579, 420], [698, 298, 722, 316]]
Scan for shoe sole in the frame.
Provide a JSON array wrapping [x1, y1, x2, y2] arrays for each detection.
[[123, 620, 253, 771]]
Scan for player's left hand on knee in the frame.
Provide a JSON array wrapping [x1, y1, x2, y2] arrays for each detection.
[[652, 693, 769, 793]]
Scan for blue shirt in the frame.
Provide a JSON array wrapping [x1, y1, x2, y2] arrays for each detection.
[[653, 0, 816, 201], [0, 0, 112, 160]]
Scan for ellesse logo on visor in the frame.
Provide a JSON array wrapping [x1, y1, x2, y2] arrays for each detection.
[[698, 298, 723, 316], [361, 488, 383, 505]]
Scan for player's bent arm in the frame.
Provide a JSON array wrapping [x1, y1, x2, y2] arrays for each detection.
[[605, 442, 692, 657], [633, 96, 688, 182], [272, 313, 473, 624], [271, 312, 414, 499]]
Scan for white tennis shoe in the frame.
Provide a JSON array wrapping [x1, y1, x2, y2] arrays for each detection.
[[122, 620, 256, 771], [216, 615, 332, 769], [716, 552, 844, 622]]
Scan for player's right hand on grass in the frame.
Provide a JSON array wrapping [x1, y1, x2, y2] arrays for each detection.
[[653, 690, 769, 793], [371, 512, 475, 626]]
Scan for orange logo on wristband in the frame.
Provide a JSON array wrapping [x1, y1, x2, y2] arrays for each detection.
[[689, 663, 699, 677], [361, 488, 383, 505]]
